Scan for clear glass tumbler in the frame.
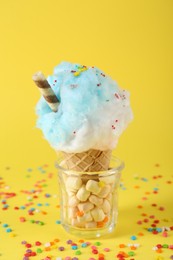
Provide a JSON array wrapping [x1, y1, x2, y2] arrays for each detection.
[[56, 156, 124, 238]]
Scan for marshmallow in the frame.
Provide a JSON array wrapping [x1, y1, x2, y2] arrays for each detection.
[[97, 185, 111, 198], [68, 195, 79, 207], [68, 207, 78, 218], [71, 218, 85, 228], [86, 180, 101, 194], [78, 202, 94, 212], [77, 211, 93, 223], [91, 207, 105, 222], [89, 195, 103, 207], [102, 199, 111, 214], [106, 193, 112, 202], [66, 176, 82, 192], [76, 185, 90, 201], [66, 190, 76, 197], [85, 221, 97, 228]]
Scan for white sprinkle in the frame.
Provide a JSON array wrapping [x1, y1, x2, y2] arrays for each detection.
[[44, 242, 51, 247]]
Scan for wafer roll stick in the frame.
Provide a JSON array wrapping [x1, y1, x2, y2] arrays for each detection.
[[32, 71, 59, 112]]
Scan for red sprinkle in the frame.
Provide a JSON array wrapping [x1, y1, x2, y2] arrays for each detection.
[[25, 243, 32, 248], [35, 241, 42, 246], [92, 249, 98, 254]]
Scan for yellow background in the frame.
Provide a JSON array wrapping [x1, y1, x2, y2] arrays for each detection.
[[0, 0, 173, 260]]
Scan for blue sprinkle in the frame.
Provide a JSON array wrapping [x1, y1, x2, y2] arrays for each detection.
[[156, 228, 162, 232], [37, 203, 43, 207], [147, 228, 153, 232], [29, 208, 35, 211], [72, 245, 78, 250], [153, 187, 159, 191], [3, 204, 9, 208], [6, 228, 12, 233], [81, 243, 87, 247], [130, 235, 137, 240], [20, 206, 26, 209], [45, 194, 51, 198], [45, 203, 50, 206], [56, 220, 61, 224], [2, 224, 8, 228]]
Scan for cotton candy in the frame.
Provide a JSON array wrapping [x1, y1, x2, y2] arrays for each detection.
[[36, 61, 133, 153]]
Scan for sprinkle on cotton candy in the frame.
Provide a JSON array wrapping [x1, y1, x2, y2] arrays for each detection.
[[36, 61, 133, 153]]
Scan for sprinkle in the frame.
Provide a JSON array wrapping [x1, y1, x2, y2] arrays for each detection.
[[162, 231, 168, 237], [81, 243, 87, 247], [45, 193, 51, 198], [104, 248, 110, 252], [66, 240, 73, 244], [36, 248, 42, 253], [94, 242, 101, 246], [138, 232, 144, 236], [98, 181, 105, 187], [25, 244, 32, 248], [162, 244, 168, 248], [128, 251, 135, 256], [20, 217, 26, 222], [35, 241, 42, 246], [58, 246, 65, 251], [71, 245, 78, 250], [92, 249, 98, 254], [21, 240, 27, 244], [45, 242, 51, 247], [75, 250, 81, 255], [2, 223, 8, 227], [6, 228, 12, 233], [130, 235, 137, 240], [56, 220, 61, 224], [74, 71, 80, 77], [119, 244, 126, 248]]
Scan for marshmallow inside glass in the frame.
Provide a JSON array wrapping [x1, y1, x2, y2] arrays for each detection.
[[33, 62, 133, 238]]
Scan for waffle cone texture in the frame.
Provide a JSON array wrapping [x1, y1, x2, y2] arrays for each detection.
[[59, 149, 112, 172]]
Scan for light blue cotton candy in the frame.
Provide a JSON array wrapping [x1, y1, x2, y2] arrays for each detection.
[[36, 62, 133, 153]]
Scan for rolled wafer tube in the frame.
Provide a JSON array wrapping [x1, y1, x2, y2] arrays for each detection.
[[32, 71, 59, 112]]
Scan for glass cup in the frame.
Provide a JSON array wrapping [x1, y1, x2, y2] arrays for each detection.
[[56, 156, 124, 238]]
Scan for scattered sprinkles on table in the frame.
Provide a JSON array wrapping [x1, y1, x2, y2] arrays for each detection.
[[0, 163, 173, 259]]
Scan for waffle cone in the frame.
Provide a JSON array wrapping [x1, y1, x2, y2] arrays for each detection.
[[59, 149, 112, 172]]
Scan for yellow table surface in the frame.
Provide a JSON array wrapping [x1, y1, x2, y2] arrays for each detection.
[[0, 158, 173, 260], [0, 0, 173, 259]]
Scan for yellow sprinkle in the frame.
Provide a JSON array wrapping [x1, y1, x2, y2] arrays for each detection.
[[74, 71, 80, 76], [10, 233, 16, 237], [155, 256, 164, 260], [80, 67, 88, 72], [51, 245, 57, 249], [99, 181, 105, 187]]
